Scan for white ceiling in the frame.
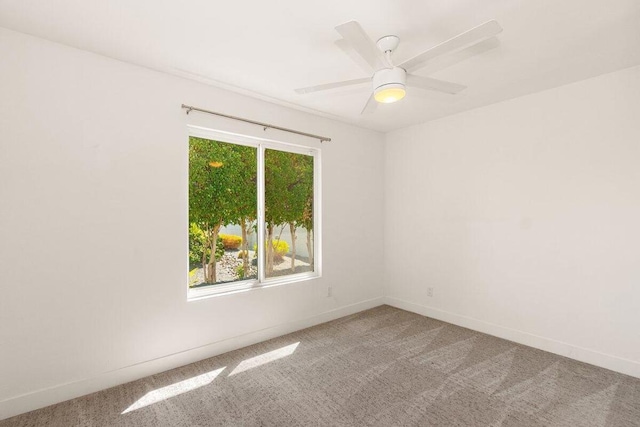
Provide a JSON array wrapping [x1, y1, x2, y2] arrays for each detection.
[[1, 0, 639, 132]]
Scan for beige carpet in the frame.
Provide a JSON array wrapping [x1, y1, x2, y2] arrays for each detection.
[[2, 305, 639, 426]]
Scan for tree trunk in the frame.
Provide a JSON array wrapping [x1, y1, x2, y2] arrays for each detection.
[[201, 225, 209, 281], [266, 224, 274, 275], [206, 224, 221, 283], [240, 218, 249, 278], [289, 222, 296, 272], [306, 229, 313, 268]]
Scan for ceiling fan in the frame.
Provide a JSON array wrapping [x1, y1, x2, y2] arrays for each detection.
[[295, 20, 503, 114]]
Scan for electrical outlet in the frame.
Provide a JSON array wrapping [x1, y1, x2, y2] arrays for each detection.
[[427, 287, 433, 297], [327, 286, 332, 297]]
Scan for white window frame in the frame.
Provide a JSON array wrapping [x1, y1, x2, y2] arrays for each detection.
[[187, 125, 322, 300]]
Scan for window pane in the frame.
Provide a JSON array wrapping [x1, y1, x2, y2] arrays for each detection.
[[189, 137, 257, 288], [264, 149, 314, 278]]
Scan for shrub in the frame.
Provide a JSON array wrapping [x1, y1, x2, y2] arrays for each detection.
[[253, 239, 289, 261], [189, 223, 224, 265], [272, 239, 289, 256], [235, 265, 245, 278], [188, 268, 199, 287], [189, 223, 209, 265], [219, 234, 242, 250]]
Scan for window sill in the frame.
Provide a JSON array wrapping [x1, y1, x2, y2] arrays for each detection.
[[187, 271, 321, 301]]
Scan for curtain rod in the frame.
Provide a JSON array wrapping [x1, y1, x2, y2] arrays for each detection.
[[181, 104, 331, 143]]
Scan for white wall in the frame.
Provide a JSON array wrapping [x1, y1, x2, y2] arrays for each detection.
[[385, 65, 640, 377], [0, 27, 385, 419], [3, 22, 639, 420]]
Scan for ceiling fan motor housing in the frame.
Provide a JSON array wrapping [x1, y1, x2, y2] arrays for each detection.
[[373, 67, 406, 91], [373, 67, 407, 103]]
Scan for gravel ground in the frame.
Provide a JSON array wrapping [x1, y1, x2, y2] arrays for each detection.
[[190, 249, 312, 286]]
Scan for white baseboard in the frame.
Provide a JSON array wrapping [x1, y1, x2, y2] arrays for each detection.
[[384, 296, 640, 379], [0, 297, 384, 421]]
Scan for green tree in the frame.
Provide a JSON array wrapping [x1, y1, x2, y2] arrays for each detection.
[[229, 145, 256, 278], [301, 172, 314, 270], [264, 149, 288, 274], [283, 154, 313, 272], [189, 137, 254, 283], [264, 150, 314, 274]]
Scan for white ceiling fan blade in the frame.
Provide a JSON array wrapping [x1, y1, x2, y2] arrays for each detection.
[[417, 37, 500, 75], [335, 39, 374, 74], [400, 20, 502, 73], [295, 77, 370, 94], [335, 21, 386, 71], [406, 74, 466, 94], [361, 93, 377, 115]]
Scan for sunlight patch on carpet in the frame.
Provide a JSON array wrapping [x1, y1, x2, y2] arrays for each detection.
[[122, 367, 226, 414], [230, 342, 300, 376]]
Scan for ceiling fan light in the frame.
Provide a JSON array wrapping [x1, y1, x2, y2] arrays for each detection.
[[374, 83, 406, 103]]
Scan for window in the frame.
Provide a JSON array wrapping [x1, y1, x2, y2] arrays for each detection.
[[187, 126, 320, 298]]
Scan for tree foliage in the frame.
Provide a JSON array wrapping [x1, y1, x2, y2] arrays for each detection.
[[265, 149, 313, 273], [189, 137, 313, 284], [189, 137, 256, 283]]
